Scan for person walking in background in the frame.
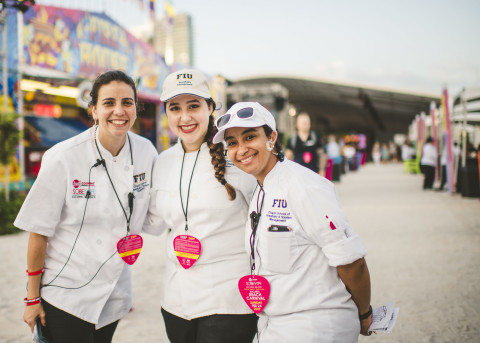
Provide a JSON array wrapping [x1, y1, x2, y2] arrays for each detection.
[[437, 141, 460, 191], [420, 136, 437, 190], [388, 141, 398, 162], [213, 102, 372, 343], [371, 142, 381, 164], [143, 69, 258, 343], [326, 134, 341, 161], [15, 70, 158, 343], [343, 143, 357, 171], [285, 112, 326, 176], [381, 143, 389, 163], [401, 139, 415, 161], [326, 134, 342, 180], [437, 143, 448, 191]]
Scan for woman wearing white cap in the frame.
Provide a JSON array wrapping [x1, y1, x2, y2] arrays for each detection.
[[212, 102, 373, 343], [143, 70, 258, 342]]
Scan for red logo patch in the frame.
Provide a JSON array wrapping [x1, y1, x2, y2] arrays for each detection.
[[73, 180, 80, 188], [326, 215, 337, 230]]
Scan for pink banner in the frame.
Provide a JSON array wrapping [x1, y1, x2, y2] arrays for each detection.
[[430, 102, 438, 180], [443, 88, 454, 194]]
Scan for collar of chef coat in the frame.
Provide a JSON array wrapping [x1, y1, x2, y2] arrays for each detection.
[[94, 128, 134, 209], [94, 128, 132, 163], [175, 138, 208, 154]]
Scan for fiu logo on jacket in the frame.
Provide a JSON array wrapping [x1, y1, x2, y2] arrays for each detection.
[[133, 172, 149, 193], [266, 198, 292, 223]]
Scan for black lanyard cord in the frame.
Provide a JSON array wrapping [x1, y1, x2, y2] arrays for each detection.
[[94, 129, 134, 231], [179, 149, 201, 232], [249, 182, 265, 274], [36, 128, 135, 291], [39, 163, 96, 289]]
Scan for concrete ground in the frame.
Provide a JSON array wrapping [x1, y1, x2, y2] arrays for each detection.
[[2, 162, 479, 342]]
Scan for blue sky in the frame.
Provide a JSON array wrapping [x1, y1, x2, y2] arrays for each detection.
[[163, 0, 480, 96], [38, 0, 480, 97]]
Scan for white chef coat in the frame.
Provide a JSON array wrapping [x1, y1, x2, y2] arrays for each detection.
[[14, 127, 157, 328], [143, 142, 256, 320], [248, 159, 367, 342], [421, 143, 437, 167], [401, 144, 415, 161]]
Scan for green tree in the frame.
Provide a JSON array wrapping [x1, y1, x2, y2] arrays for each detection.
[[0, 113, 20, 201], [0, 189, 24, 235]]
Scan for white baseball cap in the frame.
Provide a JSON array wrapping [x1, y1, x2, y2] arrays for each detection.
[[212, 102, 277, 144], [160, 68, 211, 102]]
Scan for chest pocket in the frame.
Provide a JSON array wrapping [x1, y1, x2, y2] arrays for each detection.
[[261, 230, 298, 274]]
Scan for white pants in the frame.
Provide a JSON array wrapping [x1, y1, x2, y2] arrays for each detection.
[[258, 308, 360, 343]]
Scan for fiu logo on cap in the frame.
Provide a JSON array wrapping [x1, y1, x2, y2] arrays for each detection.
[[272, 199, 287, 208], [177, 73, 192, 80]]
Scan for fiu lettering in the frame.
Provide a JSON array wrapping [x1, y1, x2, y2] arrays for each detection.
[[133, 172, 145, 183], [272, 199, 287, 208], [177, 73, 193, 79]]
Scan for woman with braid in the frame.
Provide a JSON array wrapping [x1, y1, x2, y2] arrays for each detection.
[[143, 69, 258, 343]]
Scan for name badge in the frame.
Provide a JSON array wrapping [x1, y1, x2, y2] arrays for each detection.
[[173, 235, 201, 269], [238, 275, 270, 314], [117, 235, 143, 265]]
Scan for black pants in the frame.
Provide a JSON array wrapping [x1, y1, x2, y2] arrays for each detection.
[[161, 308, 258, 343], [41, 300, 119, 343], [439, 165, 447, 190], [422, 164, 435, 189]]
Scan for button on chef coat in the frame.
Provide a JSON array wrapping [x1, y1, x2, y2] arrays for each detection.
[[248, 159, 367, 341], [144, 142, 256, 319], [14, 127, 157, 328]]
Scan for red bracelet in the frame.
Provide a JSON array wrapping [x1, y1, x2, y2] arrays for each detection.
[[24, 297, 41, 306], [26, 268, 44, 276]]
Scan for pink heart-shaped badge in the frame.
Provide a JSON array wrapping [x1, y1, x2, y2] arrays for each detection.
[[173, 235, 201, 269], [238, 275, 270, 314], [117, 235, 143, 265], [303, 151, 313, 164]]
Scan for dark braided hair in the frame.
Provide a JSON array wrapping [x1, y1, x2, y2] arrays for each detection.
[[204, 102, 236, 200]]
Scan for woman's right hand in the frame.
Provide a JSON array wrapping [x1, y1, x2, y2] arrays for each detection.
[[24, 232, 48, 332], [23, 303, 46, 333]]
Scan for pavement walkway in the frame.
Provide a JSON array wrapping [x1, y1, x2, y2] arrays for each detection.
[[2, 162, 479, 343]]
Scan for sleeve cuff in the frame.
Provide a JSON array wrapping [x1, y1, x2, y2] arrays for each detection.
[[322, 234, 367, 267]]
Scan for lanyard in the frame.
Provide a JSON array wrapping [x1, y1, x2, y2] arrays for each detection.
[[40, 127, 135, 290], [249, 182, 265, 274], [179, 149, 200, 232], [94, 125, 134, 233]]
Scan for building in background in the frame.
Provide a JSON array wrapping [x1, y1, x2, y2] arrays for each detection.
[[1, 2, 167, 188], [1, 1, 229, 191], [153, 13, 194, 67]]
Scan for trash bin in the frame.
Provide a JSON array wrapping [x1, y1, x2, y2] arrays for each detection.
[[331, 163, 341, 181], [459, 158, 480, 198]]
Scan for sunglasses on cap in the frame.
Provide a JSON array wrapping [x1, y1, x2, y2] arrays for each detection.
[[215, 107, 254, 129]]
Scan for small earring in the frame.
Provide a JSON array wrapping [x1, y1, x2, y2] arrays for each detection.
[[94, 118, 98, 126], [266, 141, 274, 152]]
